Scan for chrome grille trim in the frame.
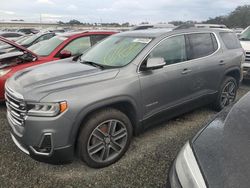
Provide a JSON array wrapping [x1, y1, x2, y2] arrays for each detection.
[[11, 134, 29, 155], [246, 51, 250, 62], [5, 85, 26, 127]]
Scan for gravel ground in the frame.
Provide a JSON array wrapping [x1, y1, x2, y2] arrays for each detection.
[[0, 83, 250, 188]]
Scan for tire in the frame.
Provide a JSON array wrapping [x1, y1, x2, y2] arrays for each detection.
[[77, 108, 133, 168], [212, 76, 238, 111]]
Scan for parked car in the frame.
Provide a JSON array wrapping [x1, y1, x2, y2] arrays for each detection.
[[239, 26, 250, 79], [131, 23, 175, 31], [0, 31, 116, 100], [6, 28, 243, 168], [0, 33, 55, 54], [194, 24, 227, 29], [17, 28, 39, 35], [17, 32, 56, 48], [0, 32, 25, 41], [168, 92, 250, 188]]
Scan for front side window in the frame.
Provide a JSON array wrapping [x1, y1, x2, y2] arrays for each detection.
[[148, 35, 187, 65], [186, 33, 218, 59], [80, 36, 151, 68], [28, 36, 67, 56], [61, 37, 91, 56]]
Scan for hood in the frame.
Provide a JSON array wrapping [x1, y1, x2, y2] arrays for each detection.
[[0, 36, 38, 58], [240, 41, 250, 52], [7, 58, 119, 101], [192, 92, 250, 188]]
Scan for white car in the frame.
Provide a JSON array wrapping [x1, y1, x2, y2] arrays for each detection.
[[239, 26, 250, 79], [194, 24, 227, 29]]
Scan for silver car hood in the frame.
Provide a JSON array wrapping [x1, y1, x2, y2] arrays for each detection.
[[7, 58, 119, 101]]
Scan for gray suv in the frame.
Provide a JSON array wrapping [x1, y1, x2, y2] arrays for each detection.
[[5, 29, 244, 168]]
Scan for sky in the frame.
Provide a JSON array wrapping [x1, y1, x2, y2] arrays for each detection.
[[0, 0, 249, 24]]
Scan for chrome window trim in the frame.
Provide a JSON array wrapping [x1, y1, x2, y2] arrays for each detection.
[[137, 31, 221, 73]]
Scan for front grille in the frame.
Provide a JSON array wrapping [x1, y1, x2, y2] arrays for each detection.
[[246, 51, 250, 62], [5, 86, 26, 127]]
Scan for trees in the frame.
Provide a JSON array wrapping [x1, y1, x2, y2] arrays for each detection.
[[68, 19, 82, 25], [204, 5, 250, 28]]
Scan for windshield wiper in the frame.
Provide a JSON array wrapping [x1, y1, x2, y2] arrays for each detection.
[[240, 37, 250, 41], [80, 61, 105, 69]]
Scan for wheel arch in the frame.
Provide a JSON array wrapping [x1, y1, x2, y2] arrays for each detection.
[[70, 96, 141, 149], [225, 67, 241, 86]]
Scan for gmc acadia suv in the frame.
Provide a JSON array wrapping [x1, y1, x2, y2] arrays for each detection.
[[5, 29, 244, 168]]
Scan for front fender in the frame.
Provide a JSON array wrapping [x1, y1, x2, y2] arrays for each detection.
[[69, 95, 141, 146]]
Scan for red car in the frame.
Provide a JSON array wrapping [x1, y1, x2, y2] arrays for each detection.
[[0, 31, 116, 100]]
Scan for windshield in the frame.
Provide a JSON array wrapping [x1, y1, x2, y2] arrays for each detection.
[[80, 36, 152, 67], [16, 36, 29, 44], [19, 34, 39, 45], [28, 36, 67, 56], [239, 27, 250, 41], [0, 41, 19, 54]]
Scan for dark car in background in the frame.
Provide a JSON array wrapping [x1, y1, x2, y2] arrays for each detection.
[[5, 28, 244, 168], [169, 92, 250, 188], [17, 28, 39, 35], [0, 32, 25, 41]]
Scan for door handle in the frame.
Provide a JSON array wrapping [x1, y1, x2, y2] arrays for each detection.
[[219, 60, 226, 65], [182, 68, 192, 75]]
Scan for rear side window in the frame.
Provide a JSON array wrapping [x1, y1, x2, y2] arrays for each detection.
[[186, 33, 218, 60], [219, 32, 241, 49], [90, 35, 110, 46]]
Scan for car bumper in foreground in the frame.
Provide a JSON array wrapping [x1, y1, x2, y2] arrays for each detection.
[[168, 142, 207, 188]]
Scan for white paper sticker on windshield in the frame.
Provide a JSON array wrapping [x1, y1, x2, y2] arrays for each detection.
[[133, 38, 152, 44]]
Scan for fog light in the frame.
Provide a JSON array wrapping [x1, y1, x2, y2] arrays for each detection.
[[30, 133, 53, 156]]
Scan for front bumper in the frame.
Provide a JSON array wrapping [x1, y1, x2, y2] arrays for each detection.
[[242, 62, 250, 79], [7, 110, 75, 164], [10, 131, 74, 164]]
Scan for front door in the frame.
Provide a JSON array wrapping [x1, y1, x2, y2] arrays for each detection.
[[139, 34, 194, 119]]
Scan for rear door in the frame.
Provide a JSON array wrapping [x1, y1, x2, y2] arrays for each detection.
[[184, 32, 222, 96]]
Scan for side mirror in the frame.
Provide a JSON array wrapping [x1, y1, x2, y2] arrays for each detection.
[[142, 57, 166, 71], [59, 50, 72, 59]]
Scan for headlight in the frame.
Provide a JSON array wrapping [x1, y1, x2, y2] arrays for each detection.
[[27, 101, 68, 117], [0, 69, 11, 76], [175, 142, 207, 188]]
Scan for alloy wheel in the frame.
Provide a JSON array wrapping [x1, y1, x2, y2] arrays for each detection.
[[220, 81, 237, 108], [87, 119, 128, 163]]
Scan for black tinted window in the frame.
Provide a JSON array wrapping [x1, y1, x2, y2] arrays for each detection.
[[186, 33, 218, 59], [220, 32, 241, 49], [1, 33, 21, 38], [149, 35, 187, 65], [90, 35, 110, 46]]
